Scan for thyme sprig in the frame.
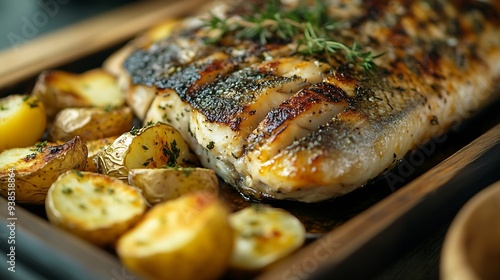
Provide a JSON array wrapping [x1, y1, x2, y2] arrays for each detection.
[[203, 0, 382, 71]]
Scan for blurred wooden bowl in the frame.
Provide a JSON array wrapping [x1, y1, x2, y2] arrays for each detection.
[[441, 181, 500, 280]]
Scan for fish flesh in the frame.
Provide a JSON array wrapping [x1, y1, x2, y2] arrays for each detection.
[[107, 0, 500, 202]]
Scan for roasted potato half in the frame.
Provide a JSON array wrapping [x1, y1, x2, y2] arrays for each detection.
[[128, 167, 218, 205], [229, 205, 306, 271], [0, 94, 46, 151], [32, 68, 125, 119], [49, 107, 133, 142], [84, 136, 118, 173], [46, 170, 147, 247], [117, 191, 233, 280], [0, 137, 88, 204], [96, 122, 197, 181]]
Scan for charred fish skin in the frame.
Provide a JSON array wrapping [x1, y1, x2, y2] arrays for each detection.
[[120, 0, 500, 202]]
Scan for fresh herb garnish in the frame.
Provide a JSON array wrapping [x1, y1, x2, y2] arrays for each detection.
[[142, 157, 153, 166], [130, 126, 141, 136], [31, 141, 47, 153], [162, 140, 180, 167], [23, 96, 40, 108], [181, 167, 195, 176], [62, 187, 73, 195], [25, 153, 37, 160], [206, 141, 215, 150], [73, 170, 83, 178], [203, 0, 382, 71]]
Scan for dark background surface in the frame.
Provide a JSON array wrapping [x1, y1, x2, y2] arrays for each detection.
[[0, 1, 499, 280], [0, 0, 137, 51]]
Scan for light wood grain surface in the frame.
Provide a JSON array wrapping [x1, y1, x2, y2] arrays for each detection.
[[0, 0, 208, 90]]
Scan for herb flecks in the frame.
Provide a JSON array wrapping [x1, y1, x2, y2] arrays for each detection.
[[73, 170, 83, 178], [142, 157, 153, 166], [22, 96, 40, 108], [130, 126, 141, 136], [31, 141, 48, 153], [206, 141, 215, 150], [181, 167, 195, 176], [25, 153, 37, 161], [203, 0, 381, 71], [162, 140, 180, 167], [62, 187, 73, 195]]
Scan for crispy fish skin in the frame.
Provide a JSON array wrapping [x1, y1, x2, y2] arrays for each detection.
[[116, 0, 500, 202]]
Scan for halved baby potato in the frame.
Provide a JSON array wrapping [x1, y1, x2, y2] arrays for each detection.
[[229, 205, 306, 271], [128, 167, 218, 205], [0, 94, 47, 151], [0, 137, 88, 204], [49, 106, 133, 142], [46, 170, 147, 247], [117, 191, 233, 280], [96, 122, 197, 181], [84, 136, 119, 173], [32, 68, 125, 119]]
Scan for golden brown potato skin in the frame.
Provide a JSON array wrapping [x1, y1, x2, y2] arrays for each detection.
[[117, 191, 234, 280], [128, 167, 219, 204], [49, 107, 133, 142], [0, 137, 88, 204], [96, 123, 197, 181], [32, 69, 125, 120], [84, 136, 119, 173]]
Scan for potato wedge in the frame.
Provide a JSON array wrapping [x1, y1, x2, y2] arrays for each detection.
[[0, 94, 46, 151], [46, 170, 146, 247], [32, 68, 125, 119], [49, 107, 133, 142], [229, 205, 306, 271], [0, 137, 88, 204], [117, 191, 233, 280], [96, 122, 197, 181], [128, 167, 218, 205], [84, 136, 119, 173]]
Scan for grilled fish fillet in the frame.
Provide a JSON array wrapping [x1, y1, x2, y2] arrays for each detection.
[[106, 0, 500, 202]]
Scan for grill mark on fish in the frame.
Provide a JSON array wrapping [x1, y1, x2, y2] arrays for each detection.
[[245, 82, 350, 163], [189, 68, 303, 130], [249, 83, 348, 143]]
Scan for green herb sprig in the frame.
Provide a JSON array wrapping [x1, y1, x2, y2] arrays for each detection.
[[204, 0, 381, 71]]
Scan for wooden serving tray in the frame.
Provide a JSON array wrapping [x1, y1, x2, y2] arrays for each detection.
[[1, 1, 499, 279]]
